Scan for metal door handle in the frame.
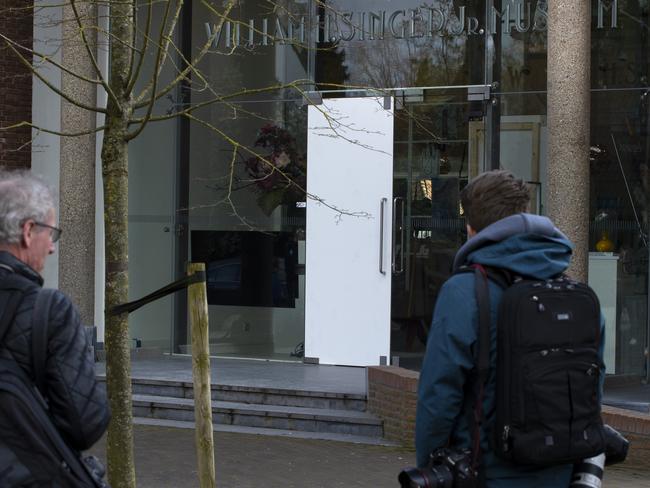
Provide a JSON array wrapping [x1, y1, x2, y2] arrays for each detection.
[[379, 198, 387, 274], [392, 197, 405, 274], [399, 198, 405, 273]]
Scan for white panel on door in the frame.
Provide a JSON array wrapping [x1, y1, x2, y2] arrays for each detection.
[[305, 97, 394, 366]]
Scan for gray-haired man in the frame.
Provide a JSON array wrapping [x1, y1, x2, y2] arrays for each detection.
[[0, 170, 110, 485]]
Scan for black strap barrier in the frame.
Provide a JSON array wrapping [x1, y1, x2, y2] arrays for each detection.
[[108, 271, 206, 317]]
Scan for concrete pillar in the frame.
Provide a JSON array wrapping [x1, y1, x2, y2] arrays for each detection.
[[32, 3, 63, 289], [58, 4, 97, 325], [547, 1, 591, 282]]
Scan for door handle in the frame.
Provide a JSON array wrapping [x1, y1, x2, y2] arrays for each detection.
[[379, 198, 387, 274], [392, 197, 405, 274]]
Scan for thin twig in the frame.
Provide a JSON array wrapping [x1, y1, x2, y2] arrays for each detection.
[[184, 112, 370, 220], [133, 0, 236, 108], [0, 120, 107, 137], [125, 0, 153, 93], [0, 33, 107, 114], [69, 0, 119, 105]]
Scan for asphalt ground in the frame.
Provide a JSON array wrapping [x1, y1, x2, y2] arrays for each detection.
[[89, 424, 650, 488]]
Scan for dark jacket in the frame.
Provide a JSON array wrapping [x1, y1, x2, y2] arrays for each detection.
[[415, 214, 605, 488], [0, 251, 110, 486]]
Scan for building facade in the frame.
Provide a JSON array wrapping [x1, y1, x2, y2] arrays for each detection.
[[125, 0, 648, 377], [0, 2, 33, 170], [2, 1, 648, 379]]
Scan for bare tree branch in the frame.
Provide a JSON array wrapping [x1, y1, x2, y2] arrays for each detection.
[[0, 120, 107, 137], [130, 0, 184, 105], [68, 0, 119, 105], [125, 0, 153, 94], [185, 112, 370, 219], [0, 32, 107, 113], [128, 80, 313, 127], [214, 145, 257, 230], [125, 0, 177, 141], [0, 31, 105, 85], [133, 0, 235, 109], [83, 23, 141, 53]]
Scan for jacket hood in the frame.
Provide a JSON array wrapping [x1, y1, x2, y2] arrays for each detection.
[[452, 213, 573, 279]]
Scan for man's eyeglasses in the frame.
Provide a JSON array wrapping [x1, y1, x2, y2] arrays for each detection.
[[34, 222, 62, 243]]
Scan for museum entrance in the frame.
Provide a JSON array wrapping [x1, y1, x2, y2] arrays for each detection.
[[302, 87, 490, 366]]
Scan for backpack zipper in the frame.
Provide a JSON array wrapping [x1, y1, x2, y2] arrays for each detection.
[[502, 425, 511, 451]]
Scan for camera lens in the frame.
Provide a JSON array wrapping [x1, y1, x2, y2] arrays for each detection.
[[398, 464, 454, 488], [425, 465, 454, 488], [570, 453, 605, 488]]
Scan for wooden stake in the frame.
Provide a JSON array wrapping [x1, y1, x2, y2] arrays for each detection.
[[188, 263, 216, 487]]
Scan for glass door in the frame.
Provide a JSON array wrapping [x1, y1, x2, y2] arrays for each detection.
[[390, 87, 488, 370]]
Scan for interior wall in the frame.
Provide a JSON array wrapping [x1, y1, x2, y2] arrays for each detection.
[[127, 5, 179, 351]]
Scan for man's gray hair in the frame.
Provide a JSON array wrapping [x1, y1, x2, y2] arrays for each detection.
[[0, 170, 55, 245]]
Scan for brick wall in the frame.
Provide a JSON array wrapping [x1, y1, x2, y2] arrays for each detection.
[[367, 366, 419, 447], [368, 368, 650, 454], [602, 405, 650, 437], [0, 3, 33, 169]]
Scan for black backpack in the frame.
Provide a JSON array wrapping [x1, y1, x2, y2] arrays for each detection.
[[0, 274, 109, 487], [470, 265, 606, 467]]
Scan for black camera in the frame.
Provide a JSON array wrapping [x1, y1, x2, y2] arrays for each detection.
[[570, 425, 629, 488], [82, 455, 110, 488], [603, 424, 629, 466], [398, 448, 478, 488]]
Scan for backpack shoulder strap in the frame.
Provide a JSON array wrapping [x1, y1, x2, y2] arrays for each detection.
[[32, 288, 56, 394], [452, 264, 492, 379], [0, 291, 23, 346], [0, 274, 36, 346], [454, 265, 492, 478], [482, 267, 515, 289], [455, 264, 514, 289], [473, 266, 490, 385]]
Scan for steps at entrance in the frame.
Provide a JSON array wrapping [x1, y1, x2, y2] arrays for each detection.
[[133, 394, 383, 437], [126, 378, 367, 412], [97, 376, 387, 444], [132, 417, 392, 445]]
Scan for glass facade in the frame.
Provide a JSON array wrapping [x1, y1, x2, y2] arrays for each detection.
[[390, 88, 472, 370], [129, 0, 649, 378], [589, 0, 649, 376]]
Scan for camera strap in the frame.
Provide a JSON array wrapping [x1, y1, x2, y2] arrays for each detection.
[[470, 265, 491, 483]]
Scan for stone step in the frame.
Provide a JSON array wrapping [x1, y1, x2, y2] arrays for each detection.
[[97, 376, 367, 412], [133, 417, 396, 446], [132, 394, 383, 438], [95, 347, 163, 362], [604, 399, 650, 414]]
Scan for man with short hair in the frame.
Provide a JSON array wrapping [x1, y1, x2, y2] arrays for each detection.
[[0, 170, 110, 485], [415, 170, 602, 487]]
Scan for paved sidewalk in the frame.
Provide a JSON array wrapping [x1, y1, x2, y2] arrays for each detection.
[[90, 424, 650, 488]]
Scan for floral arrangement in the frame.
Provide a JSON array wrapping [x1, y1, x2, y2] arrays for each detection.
[[244, 124, 306, 216]]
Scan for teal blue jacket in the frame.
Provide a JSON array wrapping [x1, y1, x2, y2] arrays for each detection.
[[415, 214, 605, 488]]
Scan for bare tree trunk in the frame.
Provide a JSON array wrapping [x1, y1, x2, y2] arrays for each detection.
[[102, 122, 135, 487], [103, 1, 136, 486]]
